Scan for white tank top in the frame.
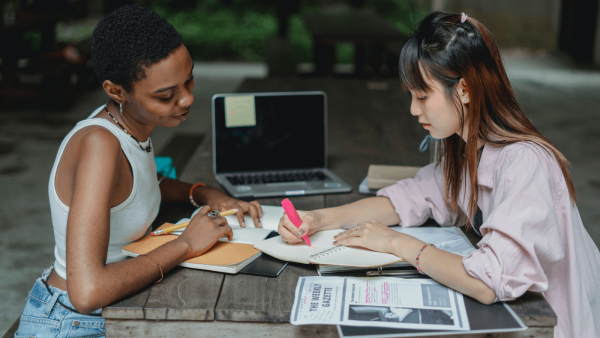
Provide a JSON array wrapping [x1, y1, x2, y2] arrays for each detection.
[[49, 105, 161, 280]]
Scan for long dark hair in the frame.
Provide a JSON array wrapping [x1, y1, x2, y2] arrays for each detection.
[[399, 12, 576, 224]]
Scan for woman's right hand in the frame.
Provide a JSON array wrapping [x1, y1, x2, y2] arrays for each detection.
[[177, 206, 233, 259], [278, 210, 320, 244]]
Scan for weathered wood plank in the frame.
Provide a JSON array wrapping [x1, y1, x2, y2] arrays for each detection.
[[142, 266, 224, 321], [105, 320, 339, 338], [105, 319, 552, 338], [215, 263, 318, 322], [505, 292, 557, 327], [103, 286, 150, 320]]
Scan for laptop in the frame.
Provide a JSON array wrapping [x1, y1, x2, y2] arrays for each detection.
[[212, 91, 352, 199]]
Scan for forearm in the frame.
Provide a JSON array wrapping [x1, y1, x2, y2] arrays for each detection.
[[314, 196, 400, 230], [391, 235, 497, 304], [68, 238, 191, 314], [159, 175, 227, 205]]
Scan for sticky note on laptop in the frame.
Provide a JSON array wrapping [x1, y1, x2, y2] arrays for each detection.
[[225, 95, 256, 128]]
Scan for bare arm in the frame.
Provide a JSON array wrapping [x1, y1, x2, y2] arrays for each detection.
[[333, 221, 497, 305], [277, 195, 496, 305], [157, 175, 263, 227], [66, 130, 232, 314]]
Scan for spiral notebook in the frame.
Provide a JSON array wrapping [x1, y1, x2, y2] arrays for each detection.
[[253, 229, 403, 267]]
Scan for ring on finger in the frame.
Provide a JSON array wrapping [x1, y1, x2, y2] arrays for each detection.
[[207, 210, 220, 219]]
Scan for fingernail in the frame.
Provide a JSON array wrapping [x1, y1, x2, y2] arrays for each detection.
[[259, 221, 263, 227], [241, 221, 245, 227], [298, 229, 306, 236], [333, 241, 338, 245]]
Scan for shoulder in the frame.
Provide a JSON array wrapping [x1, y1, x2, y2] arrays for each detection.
[[68, 124, 123, 171], [493, 142, 564, 193], [496, 141, 559, 173], [71, 124, 121, 153]]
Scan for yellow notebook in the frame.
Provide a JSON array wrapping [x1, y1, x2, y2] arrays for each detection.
[[122, 223, 262, 274]]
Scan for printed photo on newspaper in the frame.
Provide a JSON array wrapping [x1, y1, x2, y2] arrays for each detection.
[[291, 277, 470, 331]]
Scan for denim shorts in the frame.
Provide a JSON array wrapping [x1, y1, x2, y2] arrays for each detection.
[[14, 267, 105, 338]]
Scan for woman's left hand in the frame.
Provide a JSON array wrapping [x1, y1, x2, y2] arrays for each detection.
[[333, 221, 402, 255], [195, 187, 263, 227]]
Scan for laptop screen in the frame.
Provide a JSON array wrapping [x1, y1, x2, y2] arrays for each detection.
[[213, 92, 326, 173]]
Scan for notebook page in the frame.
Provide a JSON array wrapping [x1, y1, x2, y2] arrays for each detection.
[[190, 205, 284, 231], [254, 229, 345, 263], [392, 227, 475, 256], [310, 247, 403, 267], [172, 227, 272, 245]]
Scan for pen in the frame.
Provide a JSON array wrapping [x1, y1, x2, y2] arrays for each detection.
[[281, 198, 311, 246], [151, 208, 238, 236]]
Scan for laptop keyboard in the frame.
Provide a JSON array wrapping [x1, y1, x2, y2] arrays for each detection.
[[226, 171, 331, 186]]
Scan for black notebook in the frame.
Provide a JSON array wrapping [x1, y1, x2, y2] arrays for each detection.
[[239, 232, 288, 277]]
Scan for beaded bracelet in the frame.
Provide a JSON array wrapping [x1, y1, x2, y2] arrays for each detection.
[[416, 243, 435, 275], [189, 183, 206, 208], [141, 254, 163, 283]]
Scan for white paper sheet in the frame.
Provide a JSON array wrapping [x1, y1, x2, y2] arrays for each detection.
[[392, 227, 476, 256], [190, 205, 284, 231], [291, 277, 469, 331]]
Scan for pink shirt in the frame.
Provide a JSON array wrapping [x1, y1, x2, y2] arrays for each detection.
[[378, 142, 600, 338]]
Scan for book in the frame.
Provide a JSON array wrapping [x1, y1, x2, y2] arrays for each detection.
[[367, 165, 421, 190], [254, 229, 403, 268], [122, 223, 263, 274], [358, 176, 378, 195]]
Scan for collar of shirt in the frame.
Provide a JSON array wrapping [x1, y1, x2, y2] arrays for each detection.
[[477, 142, 504, 189]]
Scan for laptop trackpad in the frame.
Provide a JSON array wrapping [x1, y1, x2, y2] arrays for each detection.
[[266, 182, 312, 191]]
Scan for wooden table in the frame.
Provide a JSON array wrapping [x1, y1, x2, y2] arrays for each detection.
[[103, 78, 556, 338], [302, 11, 407, 76]]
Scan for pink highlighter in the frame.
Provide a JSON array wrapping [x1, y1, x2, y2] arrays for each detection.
[[281, 198, 312, 247]]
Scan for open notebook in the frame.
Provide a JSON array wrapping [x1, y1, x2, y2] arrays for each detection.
[[168, 205, 283, 244], [254, 229, 403, 267], [123, 223, 263, 274], [254, 226, 477, 272]]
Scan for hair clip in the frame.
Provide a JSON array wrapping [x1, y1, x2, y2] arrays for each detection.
[[460, 12, 468, 23]]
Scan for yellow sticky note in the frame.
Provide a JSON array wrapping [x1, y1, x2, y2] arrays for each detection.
[[224, 96, 256, 128]]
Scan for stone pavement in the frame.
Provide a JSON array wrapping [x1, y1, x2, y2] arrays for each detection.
[[1, 56, 599, 333]]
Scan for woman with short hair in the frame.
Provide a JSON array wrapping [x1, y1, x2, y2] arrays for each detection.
[[14, 5, 261, 337]]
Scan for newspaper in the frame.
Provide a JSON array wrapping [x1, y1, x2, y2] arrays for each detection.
[[291, 277, 469, 331]]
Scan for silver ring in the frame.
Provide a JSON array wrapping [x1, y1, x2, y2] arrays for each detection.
[[355, 223, 360, 230], [207, 211, 220, 219]]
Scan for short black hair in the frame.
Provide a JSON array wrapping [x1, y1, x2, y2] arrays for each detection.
[[91, 5, 182, 92]]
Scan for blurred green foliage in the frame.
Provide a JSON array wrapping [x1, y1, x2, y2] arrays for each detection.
[[153, 0, 428, 62]]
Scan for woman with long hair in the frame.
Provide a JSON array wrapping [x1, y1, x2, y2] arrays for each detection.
[[278, 12, 599, 338], [14, 5, 262, 337]]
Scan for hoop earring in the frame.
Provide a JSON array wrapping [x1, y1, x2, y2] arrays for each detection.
[[120, 102, 123, 117]]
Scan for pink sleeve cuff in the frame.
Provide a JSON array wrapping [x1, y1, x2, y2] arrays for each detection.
[[376, 163, 460, 227]]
